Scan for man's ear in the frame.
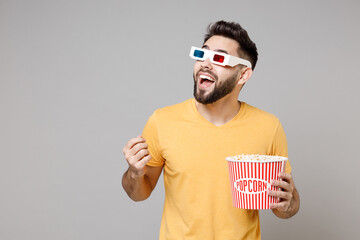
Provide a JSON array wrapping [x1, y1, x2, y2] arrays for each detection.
[[237, 67, 253, 85]]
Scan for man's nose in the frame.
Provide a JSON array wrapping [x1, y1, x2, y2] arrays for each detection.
[[200, 57, 213, 69]]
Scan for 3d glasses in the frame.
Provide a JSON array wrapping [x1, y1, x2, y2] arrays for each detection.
[[189, 46, 252, 68]]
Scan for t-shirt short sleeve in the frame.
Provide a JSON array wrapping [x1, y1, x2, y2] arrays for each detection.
[[142, 112, 165, 167], [270, 120, 292, 173]]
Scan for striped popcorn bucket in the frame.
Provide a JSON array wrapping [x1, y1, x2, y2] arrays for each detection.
[[226, 155, 287, 210]]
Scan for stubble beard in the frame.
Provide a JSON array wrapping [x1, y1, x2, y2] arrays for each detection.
[[193, 71, 238, 104]]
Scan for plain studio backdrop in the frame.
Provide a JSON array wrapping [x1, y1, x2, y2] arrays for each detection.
[[1, 0, 359, 239]]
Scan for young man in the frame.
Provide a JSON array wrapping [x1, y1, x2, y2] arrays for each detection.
[[122, 20, 300, 239]]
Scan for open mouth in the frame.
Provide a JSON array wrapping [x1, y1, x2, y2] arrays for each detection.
[[198, 74, 215, 88]]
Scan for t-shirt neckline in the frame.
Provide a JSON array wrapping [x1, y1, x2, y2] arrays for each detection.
[[190, 98, 246, 128]]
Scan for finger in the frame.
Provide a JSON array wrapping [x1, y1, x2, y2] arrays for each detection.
[[279, 172, 294, 184], [268, 190, 293, 200], [271, 179, 293, 192], [269, 201, 290, 211], [136, 154, 152, 169], [131, 154, 152, 173], [128, 137, 146, 149], [124, 137, 146, 151], [129, 148, 150, 164], [128, 142, 148, 156]]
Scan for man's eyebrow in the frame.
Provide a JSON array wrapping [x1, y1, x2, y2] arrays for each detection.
[[202, 45, 229, 54]]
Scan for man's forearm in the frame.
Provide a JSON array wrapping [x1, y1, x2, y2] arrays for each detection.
[[122, 168, 152, 202], [272, 187, 300, 219]]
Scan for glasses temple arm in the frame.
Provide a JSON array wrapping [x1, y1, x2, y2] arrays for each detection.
[[228, 56, 252, 68]]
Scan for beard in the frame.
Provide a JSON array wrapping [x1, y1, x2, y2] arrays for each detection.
[[193, 70, 238, 104]]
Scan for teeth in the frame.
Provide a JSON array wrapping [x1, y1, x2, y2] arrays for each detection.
[[199, 75, 214, 81]]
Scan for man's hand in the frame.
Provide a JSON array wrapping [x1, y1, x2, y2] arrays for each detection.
[[267, 172, 300, 218], [123, 135, 152, 178], [122, 135, 163, 202]]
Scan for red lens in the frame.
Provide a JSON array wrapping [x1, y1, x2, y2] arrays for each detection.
[[213, 54, 224, 63]]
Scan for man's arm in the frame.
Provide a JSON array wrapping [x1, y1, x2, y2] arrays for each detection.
[[122, 136, 163, 202], [268, 172, 300, 219]]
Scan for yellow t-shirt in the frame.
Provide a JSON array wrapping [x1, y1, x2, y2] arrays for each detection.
[[143, 98, 291, 240]]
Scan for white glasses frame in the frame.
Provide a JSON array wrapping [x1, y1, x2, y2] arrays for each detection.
[[189, 46, 252, 68]]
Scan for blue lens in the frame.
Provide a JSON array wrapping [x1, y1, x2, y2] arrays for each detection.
[[193, 49, 204, 58]]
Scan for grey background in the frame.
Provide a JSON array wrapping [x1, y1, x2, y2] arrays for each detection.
[[1, 0, 359, 239]]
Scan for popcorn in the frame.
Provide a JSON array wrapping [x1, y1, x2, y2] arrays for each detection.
[[229, 154, 286, 162]]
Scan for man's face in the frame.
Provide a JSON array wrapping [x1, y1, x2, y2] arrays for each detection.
[[193, 35, 242, 104]]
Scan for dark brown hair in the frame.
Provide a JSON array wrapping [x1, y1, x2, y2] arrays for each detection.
[[204, 20, 258, 70]]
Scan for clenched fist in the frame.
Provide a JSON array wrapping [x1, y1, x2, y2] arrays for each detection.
[[123, 135, 152, 178]]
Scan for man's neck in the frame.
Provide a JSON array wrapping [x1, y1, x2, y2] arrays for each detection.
[[195, 96, 241, 126]]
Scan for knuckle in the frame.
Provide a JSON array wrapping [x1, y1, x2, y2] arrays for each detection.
[[143, 155, 152, 162], [124, 150, 131, 158], [140, 149, 148, 157], [128, 137, 140, 146], [139, 142, 146, 149], [134, 145, 144, 155], [281, 192, 286, 198], [128, 156, 136, 164], [137, 144, 145, 152], [142, 143, 148, 150], [132, 144, 140, 153]]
